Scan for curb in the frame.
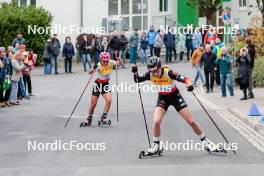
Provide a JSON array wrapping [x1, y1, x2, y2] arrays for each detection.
[[196, 86, 264, 137]]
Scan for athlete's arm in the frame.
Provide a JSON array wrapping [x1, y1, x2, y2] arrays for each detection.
[[168, 70, 192, 85], [134, 71, 151, 83], [89, 64, 97, 75]]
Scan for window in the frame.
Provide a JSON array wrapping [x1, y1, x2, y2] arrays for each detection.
[[133, 0, 142, 14], [143, 0, 148, 13], [239, 0, 247, 7], [159, 0, 168, 12], [121, 0, 129, 15], [20, 0, 27, 6], [121, 17, 130, 31], [132, 16, 142, 30], [30, 0, 36, 6], [109, 0, 118, 15], [143, 15, 148, 30]]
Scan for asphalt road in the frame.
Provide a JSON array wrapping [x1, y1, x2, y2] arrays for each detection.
[[0, 62, 263, 176]]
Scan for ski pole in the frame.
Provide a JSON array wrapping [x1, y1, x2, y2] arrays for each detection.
[[116, 59, 119, 123], [192, 92, 236, 154], [135, 73, 151, 148], [64, 73, 94, 127]]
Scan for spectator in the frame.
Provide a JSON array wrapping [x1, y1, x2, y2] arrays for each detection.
[[49, 34, 61, 74], [200, 44, 217, 93], [0, 47, 12, 107], [129, 28, 139, 64], [101, 37, 108, 52], [92, 35, 102, 64], [139, 32, 148, 65], [22, 50, 35, 96], [185, 28, 194, 62], [154, 30, 163, 57], [62, 36, 75, 73], [163, 29, 175, 63], [178, 31, 186, 62], [191, 44, 205, 87], [80, 34, 92, 71], [18, 51, 30, 100], [193, 27, 202, 51], [204, 27, 218, 45], [147, 25, 157, 57], [12, 33, 26, 47], [9, 52, 27, 105], [43, 39, 52, 75], [215, 47, 234, 97], [236, 47, 251, 100], [13, 43, 19, 54], [246, 37, 256, 99], [108, 31, 120, 60], [75, 40, 81, 64], [212, 38, 224, 85], [119, 32, 128, 68]]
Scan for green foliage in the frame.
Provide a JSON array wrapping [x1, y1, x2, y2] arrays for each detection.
[[253, 57, 264, 87], [0, 2, 52, 65]]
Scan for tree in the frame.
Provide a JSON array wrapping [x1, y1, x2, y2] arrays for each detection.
[[187, 0, 222, 25], [0, 2, 53, 65], [256, 0, 264, 26]]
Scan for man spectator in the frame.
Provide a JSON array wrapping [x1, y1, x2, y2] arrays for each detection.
[[108, 31, 120, 60], [49, 34, 61, 74], [12, 33, 26, 47], [92, 35, 102, 64], [185, 28, 194, 62], [119, 32, 128, 68], [129, 28, 139, 64], [163, 28, 175, 63], [147, 25, 157, 57], [200, 44, 217, 93], [154, 29, 163, 57], [246, 37, 255, 99], [193, 27, 202, 51]]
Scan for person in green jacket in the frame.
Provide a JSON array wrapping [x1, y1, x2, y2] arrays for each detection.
[[215, 47, 234, 97]]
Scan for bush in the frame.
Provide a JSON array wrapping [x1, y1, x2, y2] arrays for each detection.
[[0, 2, 52, 65], [253, 57, 264, 87]]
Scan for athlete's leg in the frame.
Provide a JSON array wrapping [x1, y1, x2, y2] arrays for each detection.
[[178, 107, 202, 135], [102, 92, 112, 113], [153, 107, 166, 138], [89, 95, 99, 116]]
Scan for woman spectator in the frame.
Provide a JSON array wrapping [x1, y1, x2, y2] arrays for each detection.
[[139, 32, 148, 65], [191, 44, 205, 87], [80, 35, 92, 71], [43, 39, 52, 75], [62, 36, 75, 73], [108, 31, 120, 60], [10, 52, 27, 105], [154, 30, 163, 57], [236, 47, 251, 100], [22, 50, 35, 96], [0, 47, 12, 107], [101, 37, 108, 52]]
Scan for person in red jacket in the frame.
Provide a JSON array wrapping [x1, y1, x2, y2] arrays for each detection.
[[204, 27, 218, 45]]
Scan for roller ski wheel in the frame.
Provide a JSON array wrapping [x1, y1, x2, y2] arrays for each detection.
[[204, 143, 227, 154], [79, 118, 92, 127], [139, 148, 163, 159], [98, 117, 111, 126]]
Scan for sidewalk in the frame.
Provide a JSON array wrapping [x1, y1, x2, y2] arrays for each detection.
[[197, 85, 264, 137]]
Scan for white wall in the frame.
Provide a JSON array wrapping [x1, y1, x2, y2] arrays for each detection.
[[230, 0, 260, 28], [36, 0, 81, 43]]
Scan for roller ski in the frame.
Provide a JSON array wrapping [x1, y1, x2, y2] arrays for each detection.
[[139, 143, 163, 159], [201, 137, 227, 154], [79, 117, 92, 127], [98, 115, 111, 126]]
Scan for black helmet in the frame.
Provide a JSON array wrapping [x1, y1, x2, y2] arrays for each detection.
[[147, 56, 161, 70]]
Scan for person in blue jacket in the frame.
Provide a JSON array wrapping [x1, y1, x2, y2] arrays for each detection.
[[147, 25, 157, 57]]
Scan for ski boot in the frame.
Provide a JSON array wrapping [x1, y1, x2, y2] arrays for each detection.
[[139, 142, 163, 159], [98, 115, 111, 126], [201, 138, 227, 154], [80, 117, 92, 127]]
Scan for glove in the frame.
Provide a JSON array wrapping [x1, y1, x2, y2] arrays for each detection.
[[132, 65, 138, 73], [187, 85, 194, 92]]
